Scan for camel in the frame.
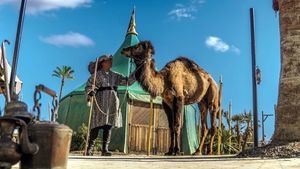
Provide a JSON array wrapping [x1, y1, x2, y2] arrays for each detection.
[[121, 41, 220, 155]]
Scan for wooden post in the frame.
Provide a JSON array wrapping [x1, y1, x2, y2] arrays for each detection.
[[84, 58, 99, 156], [228, 101, 232, 154], [152, 106, 157, 155], [197, 109, 202, 144], [127, 100, 133, 153], [147, 97, 154, 156], [217, 76, 223, 155]]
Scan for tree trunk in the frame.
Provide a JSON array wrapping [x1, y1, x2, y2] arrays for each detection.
[[235, 123, 241, 151], [59, 78, 64, 102], [273, 0, 300, 142], [242, 120, 251, 152]]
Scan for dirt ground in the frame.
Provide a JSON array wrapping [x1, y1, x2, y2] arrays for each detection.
[[69, 156, 300, 169], [13, 155, 300, 169]]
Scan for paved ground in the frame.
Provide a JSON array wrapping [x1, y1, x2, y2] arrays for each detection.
[[13, 155, 300, 169]]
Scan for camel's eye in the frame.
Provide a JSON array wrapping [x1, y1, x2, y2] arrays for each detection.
[[142, 43, 147, 50]]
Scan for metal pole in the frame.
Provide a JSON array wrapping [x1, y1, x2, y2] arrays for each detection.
[[250, 8, 259, 148], [9, 0, 27, 97], [261, 112, 273, 145]]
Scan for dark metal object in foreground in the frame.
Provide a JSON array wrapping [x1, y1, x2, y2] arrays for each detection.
[[250, 8, 259, 148], [0, 100, 39, 169], [21, 123, 72, 169], [9, 0, 27, 96], [33, 84, 58, 122], [20, 84, 72, 169]]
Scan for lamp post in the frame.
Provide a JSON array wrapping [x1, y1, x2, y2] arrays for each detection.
[[250, 8, 259, 148], [261, 111, 273, 145]]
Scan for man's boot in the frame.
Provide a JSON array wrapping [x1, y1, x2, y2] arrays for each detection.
[[86, 139, 96, 156], [86, 127, 99, 156], [102, 128, 112, 156]]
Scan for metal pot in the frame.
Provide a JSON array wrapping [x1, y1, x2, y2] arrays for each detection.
[[20, 122, 72, 169]]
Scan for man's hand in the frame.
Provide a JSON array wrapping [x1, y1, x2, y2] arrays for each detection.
[[88, 90, 96, 97]]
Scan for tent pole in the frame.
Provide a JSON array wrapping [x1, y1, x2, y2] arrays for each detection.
[[147, 97, 154, 156], [127, 99, 133, 153]]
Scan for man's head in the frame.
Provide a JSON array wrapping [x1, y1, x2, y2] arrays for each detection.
[[88, 54, 113, 74], [101, 58, 112, 71], [99, 54, 113, 71]]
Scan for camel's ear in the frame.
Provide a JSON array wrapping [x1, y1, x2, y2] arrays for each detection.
[[144, 41, 155, 55]]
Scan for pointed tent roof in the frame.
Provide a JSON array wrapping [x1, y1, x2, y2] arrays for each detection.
[[0, 48, 22, 94], [62, 8, 161, 103]]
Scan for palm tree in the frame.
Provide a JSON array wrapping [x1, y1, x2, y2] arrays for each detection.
[[52, 66, 75, 101], [232, 114, 244, 151], [241, 111, 253, 152]]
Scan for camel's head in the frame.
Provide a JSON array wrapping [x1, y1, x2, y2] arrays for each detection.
[[121, 41, 155, 61]]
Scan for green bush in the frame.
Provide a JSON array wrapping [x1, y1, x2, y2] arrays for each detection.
[[70, 123, 102, 152]]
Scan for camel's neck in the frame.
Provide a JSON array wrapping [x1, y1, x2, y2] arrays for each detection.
[[134, 58, 164, 97]]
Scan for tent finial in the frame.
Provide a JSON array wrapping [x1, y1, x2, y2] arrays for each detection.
[[126, 7, 138, 36]]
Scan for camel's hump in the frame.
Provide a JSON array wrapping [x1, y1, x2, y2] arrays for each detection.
[[164, 56, 209, 74]]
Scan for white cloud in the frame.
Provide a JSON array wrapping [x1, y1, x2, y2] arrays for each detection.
[[205, 36, 241, 55], [40, 32, 95, 47], [0, 0, 92, 14], [206, 36, 229, 52], [231, 45, 241, 55], [168, 0, 205, 20]]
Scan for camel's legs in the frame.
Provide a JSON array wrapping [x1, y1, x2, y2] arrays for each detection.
[[195, 101, 208, 155], [162, 101, 175, 155], [208, 104, 218, 155], [173, 96, 184, 155]]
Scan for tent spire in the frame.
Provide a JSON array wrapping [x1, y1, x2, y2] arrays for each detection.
[[126, 7, 138, 36]]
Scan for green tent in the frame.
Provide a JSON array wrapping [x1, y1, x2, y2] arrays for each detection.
[[57, 9, 199, 155]]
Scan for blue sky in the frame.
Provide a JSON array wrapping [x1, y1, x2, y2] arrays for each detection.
[[0, 0, 280, 141]]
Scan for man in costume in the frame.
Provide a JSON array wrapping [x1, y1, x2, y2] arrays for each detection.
[[85, 54, 135, 156]]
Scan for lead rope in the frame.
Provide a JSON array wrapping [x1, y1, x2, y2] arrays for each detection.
[[117, 58, 146, 110], [91, 58, 147, 126], [91, 59, 143, 119]]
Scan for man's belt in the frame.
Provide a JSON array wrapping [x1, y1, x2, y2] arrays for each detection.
[[97, 86, 117, 92]]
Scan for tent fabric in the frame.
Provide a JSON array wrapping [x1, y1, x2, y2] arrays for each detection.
[[57, 16, 199, 154], [182, 105, 199, 154], [0, 48, 23, 94]]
